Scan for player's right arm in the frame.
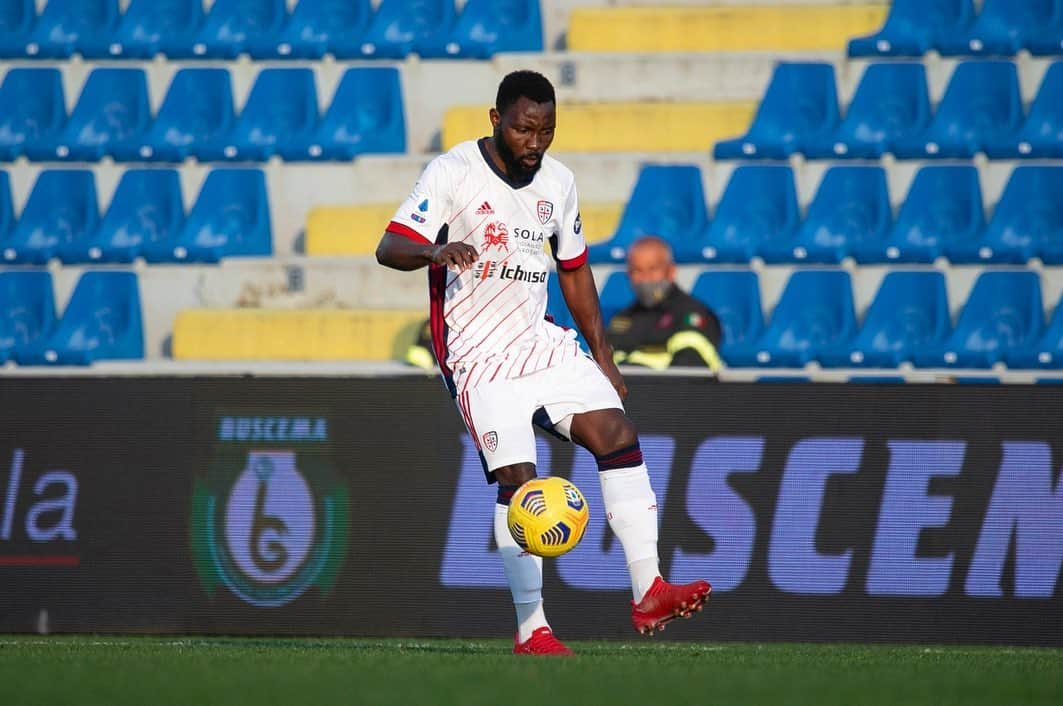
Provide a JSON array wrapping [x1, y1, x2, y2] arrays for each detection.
[[374, 153, 477, 272]]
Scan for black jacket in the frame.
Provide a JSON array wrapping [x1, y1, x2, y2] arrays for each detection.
[[607, 284, 723, 371]]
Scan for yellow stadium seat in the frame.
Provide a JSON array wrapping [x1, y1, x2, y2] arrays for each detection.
[[578, 203, 622, 244], [306, 205, 399, 256], [443, 103, 756, 152], [569, 5, 887, 52], [173, 309, 425, 361]]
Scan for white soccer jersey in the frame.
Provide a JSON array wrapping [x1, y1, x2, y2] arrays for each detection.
[[387, 139, 588, 395]]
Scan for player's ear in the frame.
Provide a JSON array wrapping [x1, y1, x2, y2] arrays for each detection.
[[489, 107, 501, 131]]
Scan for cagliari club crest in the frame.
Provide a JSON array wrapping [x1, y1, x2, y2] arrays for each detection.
[[482, 431, 499, 452], [537, 200, 553, 225]]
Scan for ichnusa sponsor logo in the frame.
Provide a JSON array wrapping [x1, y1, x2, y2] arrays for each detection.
[[191, 416, 349, 608]]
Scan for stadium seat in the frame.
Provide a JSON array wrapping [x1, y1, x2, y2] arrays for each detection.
[[726, 270, 857, 368], [79, 0, 204, 59], [356, 0, 455, 59], [696, 165, 799, 264], [848, 0, 974, 57], [985, 61, 1063, 159], [172, 308, 424, 361], [142, 169, 271, 263], [247, 0, 371, 59], [803, 62, 930, 159], [12, 0, 118, 58], [0, 68, 66, 161], [0, 171, 11, 242], [23, 68, 150, 162], [690, 270, 764, 361], [714, 63, 839, 160], [1, 170, 98, 265], [912, 271, 1043, 368], [598, 271, 634, 328], [0, 271, 56, 364], [0, 0, 36, 58], [14, 271, 143, 366], [279, 67, 406, 161], [1027, 3, 1063, 55], [163, 0, 284, 59], [948, 166, 1063, 264], [937, 0, 1055, 57], [419, 0, 543, 59], [819, 271, 951, 368], [759, 166, 890, 264], [588, 165, 709, 264], [546, 274, 575, 331], [1005, 292, 1063, 369], [199, 68, 318, 162], [891, 61, 1023, 159], [112, 68, 234, 163], [853, 165, 984, 264], [58, 169, 184, 264]]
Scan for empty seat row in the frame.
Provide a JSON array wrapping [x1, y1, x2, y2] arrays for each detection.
[[715, 60, 1063, 161], [0, 0, 540, 60], [551, 269, 1063, 371], [0, 168, 270, 264], [851, 0, 1063, 58], [0, 66, 404, 163], [0, 269, 142, 365], [590, 163, 1063, 266]]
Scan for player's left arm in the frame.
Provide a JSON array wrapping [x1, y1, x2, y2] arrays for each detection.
[[558, 263, 627, 400]]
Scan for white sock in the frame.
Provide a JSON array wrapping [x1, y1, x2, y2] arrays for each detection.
[[495, 503, 548, 642], [600, 464, 662, 603]]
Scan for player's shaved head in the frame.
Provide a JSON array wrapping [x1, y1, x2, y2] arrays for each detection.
[[495, 70, 556, 114]]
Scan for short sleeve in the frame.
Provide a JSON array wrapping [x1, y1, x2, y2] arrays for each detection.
[[553, 179, 587, 270], [386, 156, 455, 245]]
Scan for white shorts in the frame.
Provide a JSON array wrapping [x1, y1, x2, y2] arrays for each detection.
[[454, 353, 624, 477]]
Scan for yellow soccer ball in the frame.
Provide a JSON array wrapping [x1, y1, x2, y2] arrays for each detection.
[[507, 477, 590, 558]]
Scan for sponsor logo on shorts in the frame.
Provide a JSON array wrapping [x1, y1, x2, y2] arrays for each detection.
[[482, 431, 498, 452]]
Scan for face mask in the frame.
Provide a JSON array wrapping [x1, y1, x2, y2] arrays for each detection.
[[633, 280, 671, 308]]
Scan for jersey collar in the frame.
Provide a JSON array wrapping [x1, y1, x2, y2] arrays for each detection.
[[478, 137, 536, 190]]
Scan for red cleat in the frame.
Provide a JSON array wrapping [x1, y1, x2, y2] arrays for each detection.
[[631, 576, 712, 635], [513, 627, 574, 656]]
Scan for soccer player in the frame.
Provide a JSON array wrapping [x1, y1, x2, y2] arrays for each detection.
[[376, 70, 711, 656]]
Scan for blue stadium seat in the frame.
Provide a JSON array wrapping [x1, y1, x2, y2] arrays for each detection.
[[164, 0, 284, 59], [247, 0, 371, 59], [853, 165, 984, 264], [1, 170, 98, 265], [803, 63, 930, 159], [0, 0, 36, 58], [59, 169, 184, 264], [0, 271, 56, 364], [759, 166, 890, 264], [199, 68, 318, 162], [588, 165, 709, 264], [696, 166, 799, 264], [79, 0, 204, 59], [1006, 292, 1063, 369], [848, 0, 974, 57], [23, 68, 150, 162], [985, 61, 1063, 159], [937, 0, 1055, 57], [546, 274, 575, 330], [142, 169, 271, 263], [714, 63, 839, 160], [279, 67, 406, 161], [1027, 2, 1063, 55], [913, 271, 1043, 368], [112, 68, 234, 163], [0, 68, 66, 161], [419, 0, 543, 59], [820, 271, 951, 368], [726, 270, 857, 368], [355, 0, 456, 59], [0, 171, 11, 242], [690, 270, 764, 362], [14, 271, 143, 365], [12, 0, 118, 58], [598, 271, 634, 327], [948, 166, 1063, 264], [892, 61, 1023, 159]]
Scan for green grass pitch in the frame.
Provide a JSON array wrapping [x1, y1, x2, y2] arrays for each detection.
[[2, 636, 1060, 706]]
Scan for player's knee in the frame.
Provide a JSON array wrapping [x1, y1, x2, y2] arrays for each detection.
[[599, 411, 639, 454], [493, 462, 536, 490]]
